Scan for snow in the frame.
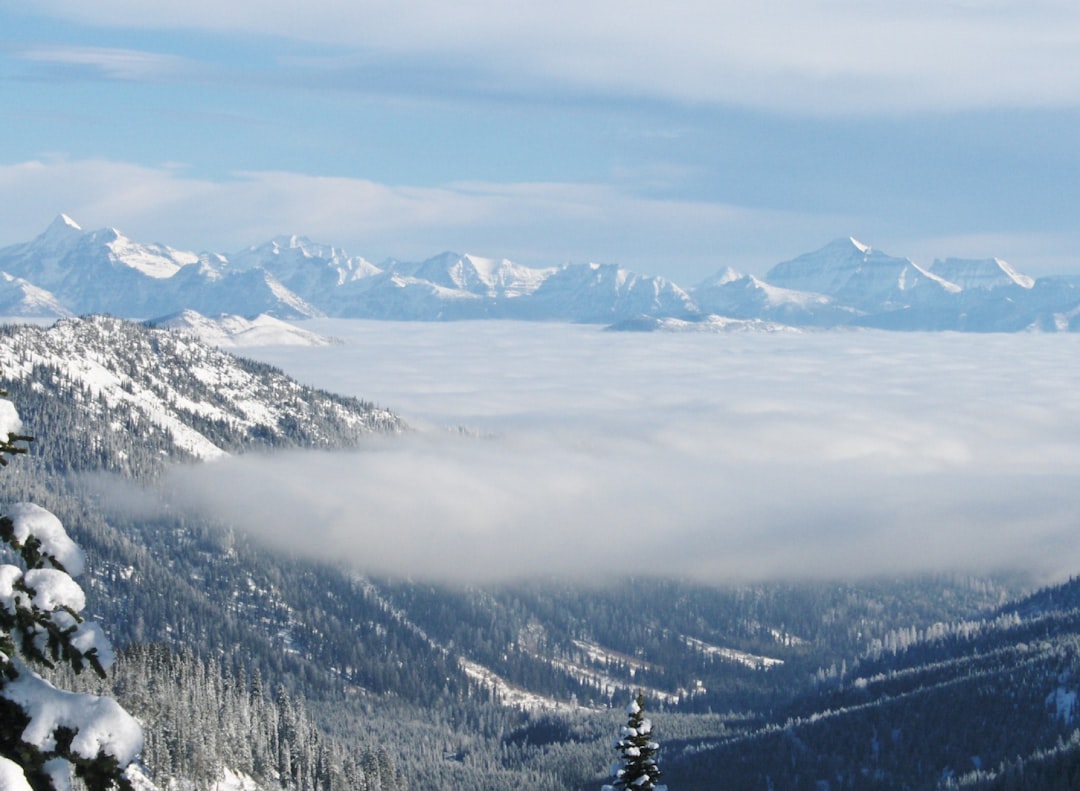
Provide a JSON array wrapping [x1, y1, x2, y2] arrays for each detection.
[[458, 657, 581, 713], [155, 310, 337, 348], [6, 503, 86, 576], [0, 757, 33, 791], [36, 215, 83, 250], [930, 257, 1036, 290], [67, 621, 115, 669], [0, 399, 22, 438], [21, 568, 85, 612], [210, 767, 262, 791], [54, 214, 82, 232], [2, 666, 143, 764], [103, 232, 195, 279], [0, 565, 21, 613], [42, 759, 70, 791], [1047, 686, 1077, 724], [682, 635, 784, 669], [125, 765, 162, 791]]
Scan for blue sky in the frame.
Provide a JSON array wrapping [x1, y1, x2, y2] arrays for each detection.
[[2, 0, 1079, 283]]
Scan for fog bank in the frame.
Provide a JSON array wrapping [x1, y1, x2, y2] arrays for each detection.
[[165, 323, 1080, 584]]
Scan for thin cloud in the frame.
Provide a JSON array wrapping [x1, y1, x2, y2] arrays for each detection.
[[31, 0, 1080, 113], [164, 323, 1080, 585], [13, 45, 194, 82]]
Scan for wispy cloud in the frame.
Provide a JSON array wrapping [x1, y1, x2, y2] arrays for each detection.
[[13, 44, 193, 82], [163, 323, 1080, 585], [32, 0, 1080, 113]]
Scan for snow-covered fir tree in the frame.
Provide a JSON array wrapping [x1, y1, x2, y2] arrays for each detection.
[[601, 692, 667, 791], [0, 388, 142, 791]]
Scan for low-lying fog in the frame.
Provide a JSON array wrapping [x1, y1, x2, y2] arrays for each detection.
[[166, 321, 1080, 584]]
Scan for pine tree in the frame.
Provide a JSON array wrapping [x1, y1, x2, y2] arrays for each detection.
[[0, 387, 142, 791], [601, 691, 667, 791]]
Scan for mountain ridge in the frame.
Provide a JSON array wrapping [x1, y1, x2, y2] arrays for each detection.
[[0, 315, 401, 469], [2, 216, 1078, 331]]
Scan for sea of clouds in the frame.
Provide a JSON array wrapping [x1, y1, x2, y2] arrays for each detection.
[[164, 321, 1080, 585]]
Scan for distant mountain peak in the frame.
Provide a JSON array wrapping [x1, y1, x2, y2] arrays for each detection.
[[817, 236, 872, 256], [695, 266, 743, 290], [270, 234, 317, 252], [52, 213, 83, 232], [35, 213, 85, 247]]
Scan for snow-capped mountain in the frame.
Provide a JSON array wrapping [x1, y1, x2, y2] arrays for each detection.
[[0, 315, 400, 463], [763, 237, 961, 309], [3, 213, 197, 283], [2, 216, 1079, 330], [692, 270, 856, 327], [150, 309, 339, 348], [229, 234, 380, 296], [0, 215, 198, 315], [0, 217, 324, 319], [522, 262, 698, 321], [389, 251, 554, 298]]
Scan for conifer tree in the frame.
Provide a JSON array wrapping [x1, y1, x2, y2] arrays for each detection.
[[0, 387, 142, 791], [602, 691, 667, 791]]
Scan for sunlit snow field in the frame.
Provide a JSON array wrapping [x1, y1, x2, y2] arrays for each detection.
[[169, 321, 1080, 584]]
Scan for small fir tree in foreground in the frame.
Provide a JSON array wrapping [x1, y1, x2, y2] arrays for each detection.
[[0, 389, 142, 791], [602, 691, 667, 791]]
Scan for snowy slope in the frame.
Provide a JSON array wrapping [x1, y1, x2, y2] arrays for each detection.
[[929, 256, 1035, 290], [151, 310, 339, 348], [0, 272, 71, 318], [692, 271, 857, 326]]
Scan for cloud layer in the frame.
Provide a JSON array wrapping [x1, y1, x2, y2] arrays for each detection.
[[33, 1, 1080, 113], [163, 322, 1080, 585]]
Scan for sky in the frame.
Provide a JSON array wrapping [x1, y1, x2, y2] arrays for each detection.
[[3, 1, 1080, 284], [159, 321, 1080, 585]]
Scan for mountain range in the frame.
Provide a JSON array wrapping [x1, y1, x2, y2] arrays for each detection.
[[5, 215, 1078, 331]]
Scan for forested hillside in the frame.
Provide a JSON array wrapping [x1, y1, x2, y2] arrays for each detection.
[[659, 578, 1080, 789], [3, 316, 1075, 790], [0, 315, 401, 473]]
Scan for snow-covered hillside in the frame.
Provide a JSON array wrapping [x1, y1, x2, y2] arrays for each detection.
[[0, 315, 400, 464]]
